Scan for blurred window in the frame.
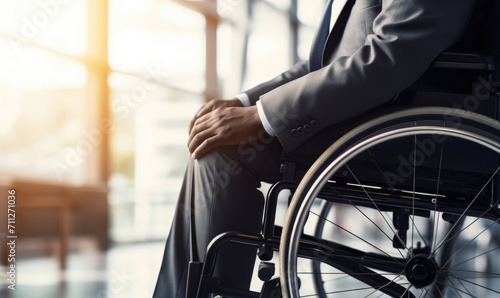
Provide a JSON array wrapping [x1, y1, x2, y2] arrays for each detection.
[[243, 1, 291, 89], [108, 0, 206, 92], [264, 0, 291, 11], [297, 0, 327, 27], [297, 0, 327, 61], [0, 0, 327, 241], [0, 1, 88, 183], [0, 0, 87, 56]]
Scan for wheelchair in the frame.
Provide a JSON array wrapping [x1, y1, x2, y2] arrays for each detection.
[[190, 1, 500, 297]]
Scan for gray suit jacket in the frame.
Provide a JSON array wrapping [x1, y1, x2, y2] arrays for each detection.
[[243, 0, 476, 152]]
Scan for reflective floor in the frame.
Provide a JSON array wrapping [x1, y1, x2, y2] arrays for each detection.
[[0, 240, 165, 298]]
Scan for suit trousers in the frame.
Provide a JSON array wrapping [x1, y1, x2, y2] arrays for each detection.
[[153, 138, 284, 297]]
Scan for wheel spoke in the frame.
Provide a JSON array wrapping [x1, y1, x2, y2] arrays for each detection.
[[408, 214, 430, 253], [366, 271, 407, 297], [399, 284, 413, 298], [443, 268, 500, 278], [345, 164, 409, 255], [449, 272, 476, 297], [432, 280, 447, 298], [448, 246, 500, 271], [431, 143, 445, 253], [437, 217, 500, 272], [301, 284, 407, 297], [323, 182, 401, 246], [411, 135, 417, 254], [298, 272, 401, 276], [435, 278, 470, 297], [310, 209, 405, 266], [431, 166, 500, 258], [366, 148, 396, 190], [419, 285, 433, 298], [451, 273, 500, 295]]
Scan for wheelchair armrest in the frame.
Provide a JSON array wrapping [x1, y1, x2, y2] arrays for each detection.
[[430, 51, 496, 72]]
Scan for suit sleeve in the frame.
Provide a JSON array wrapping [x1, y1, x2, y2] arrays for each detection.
[[259, 0, 475, 152], [242, 60, 310, 106]]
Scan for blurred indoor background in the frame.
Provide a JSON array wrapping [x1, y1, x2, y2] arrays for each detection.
[[0, 0, 326, 297]]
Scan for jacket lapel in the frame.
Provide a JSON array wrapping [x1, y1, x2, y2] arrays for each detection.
[[309, 0, 334, 71]]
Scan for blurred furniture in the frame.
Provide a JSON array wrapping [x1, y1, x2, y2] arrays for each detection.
[[0, 177, 109, 269]]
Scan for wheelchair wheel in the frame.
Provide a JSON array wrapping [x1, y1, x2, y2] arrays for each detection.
[[280, 107, 500, 297]]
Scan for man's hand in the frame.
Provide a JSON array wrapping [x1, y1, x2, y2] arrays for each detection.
[[188, 99, 268, 159], [189, 98, 243, 134]]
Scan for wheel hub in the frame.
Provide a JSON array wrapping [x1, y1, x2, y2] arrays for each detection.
[[405, 254, 437, 288]]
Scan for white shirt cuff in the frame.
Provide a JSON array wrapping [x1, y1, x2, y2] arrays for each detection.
[[256, 100, 276, 137], [235, 93, 251, 107]]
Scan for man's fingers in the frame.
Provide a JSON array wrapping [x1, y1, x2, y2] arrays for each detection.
[[192, 135, 218, 159], [188, 114, 211, 145], [195, 103, 213, 118], [187, 104, 262, 159], [189, 118, 195, 134], [188, 129, 211, 155], [189, 102, 215, 134], [188, 99, 242, 135], [188, 116, 216, 154]]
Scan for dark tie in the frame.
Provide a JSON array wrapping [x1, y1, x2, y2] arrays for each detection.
[[310, 0, 334, 71]]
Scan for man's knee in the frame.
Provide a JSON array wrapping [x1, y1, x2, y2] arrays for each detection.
[[194, 149, 244, 190]]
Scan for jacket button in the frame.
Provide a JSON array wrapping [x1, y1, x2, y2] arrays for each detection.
[[310, 120, 318, 127], [304, 124, 311, 131], [297, 127, 304, 135], [291, 129, 299, 136]]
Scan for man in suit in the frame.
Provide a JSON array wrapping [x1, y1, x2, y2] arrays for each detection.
[[154, 0, 479, 296]]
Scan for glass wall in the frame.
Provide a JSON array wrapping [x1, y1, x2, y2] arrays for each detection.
[[0, 1, 89, 183], [0, 0, 327, 242]]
